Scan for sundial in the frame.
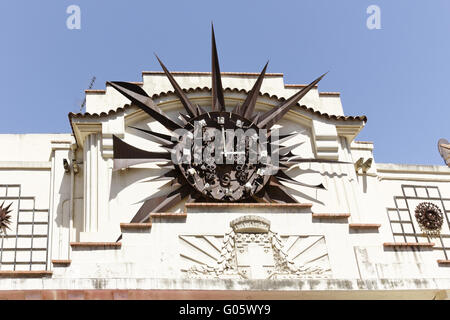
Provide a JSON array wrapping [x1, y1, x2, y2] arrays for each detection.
[[110, 25, 344, 224]]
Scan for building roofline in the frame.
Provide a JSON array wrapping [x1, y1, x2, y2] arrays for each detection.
[[71, 87, 366, 122], [141, 71, 284, 77]]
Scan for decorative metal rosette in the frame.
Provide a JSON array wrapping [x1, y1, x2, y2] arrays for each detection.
[[414, 202, 443, 237], [0, 202, 12, 234]]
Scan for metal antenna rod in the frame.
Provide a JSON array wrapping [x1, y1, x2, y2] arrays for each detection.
[[80, 76, 96, 112]]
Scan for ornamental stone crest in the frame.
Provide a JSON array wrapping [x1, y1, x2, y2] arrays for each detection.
[[180, 215, 331, 279]]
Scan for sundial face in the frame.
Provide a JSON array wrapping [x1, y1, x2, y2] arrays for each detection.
[[176, 111, 271, 201]]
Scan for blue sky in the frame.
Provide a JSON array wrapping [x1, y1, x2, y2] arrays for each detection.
[[0, 0, 449, 165]]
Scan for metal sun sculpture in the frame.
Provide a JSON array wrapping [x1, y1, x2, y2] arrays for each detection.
[[110, 25, 344, 224], [415, 202, 444, 237], [0, 202, 12, 234]]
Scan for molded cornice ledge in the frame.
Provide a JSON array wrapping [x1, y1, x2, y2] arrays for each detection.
[[312, 213, 350, 219], [150, 212, 187, 218], [70, 242, 122, 249], [312, 120, 339, 160], [383, 242, 434, 249], [349, 223, 381, 229], [52, 260, 71, 266], [185, 203, 313, 209], [0, 271, 52, 278], [184, 202, 314, 214], [120, 223, 152, 230]]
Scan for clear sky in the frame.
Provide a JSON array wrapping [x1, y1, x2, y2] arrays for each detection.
[[0, 0, 449, 165]]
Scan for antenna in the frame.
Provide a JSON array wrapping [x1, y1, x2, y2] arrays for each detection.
[[80, 76, 96, 112]]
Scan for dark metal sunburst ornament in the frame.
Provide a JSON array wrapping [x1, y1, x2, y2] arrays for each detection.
[[0, 202, 12, 234], [109, 25, 345, 224], [415, 202, 443, 237]]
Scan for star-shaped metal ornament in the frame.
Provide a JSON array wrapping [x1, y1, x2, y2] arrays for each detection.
[[110, 25, 347, 226]]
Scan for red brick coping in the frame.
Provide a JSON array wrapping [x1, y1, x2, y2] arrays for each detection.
[[120, 223, 152, 230], [0, 271, 52, 278], [312, 213, 350, 218], [150, 212, 187, 218], [383, 242, 435, 248], [0, 288, 335, 300], [437, 260, 450, 265], [70, 242, 122, 249], [349, 223, 381, 229], [52, 260, 71, 265], [185, 203, 313, 209]]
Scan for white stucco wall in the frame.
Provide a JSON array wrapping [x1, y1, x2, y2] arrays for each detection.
[[0, 74, 449, 299]]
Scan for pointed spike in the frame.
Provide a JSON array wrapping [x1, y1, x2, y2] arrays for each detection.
[[179, 112, 191, 123], [250, 113, 260, 125], [276, 170, 327, 189], [196, 104, 207, 115], [156, 161, 174, 168], [108, 81, 182, 131], [276, 131, 302, 144], [273, 142, 305, 156], [113, 158, 165, 171], [242, 61, 268, 118], [231, 102, 241, 114], [211, 24, 225, 112], [113, 135, 172, 160], [258, 73, 327, 128], [146, 169, 178, 182], [128, 126, 175, 145], [253, 190, 272, 203], [265, 177, 298, 203], [130, 184, 191, 223], [155, 54, 198, 117]]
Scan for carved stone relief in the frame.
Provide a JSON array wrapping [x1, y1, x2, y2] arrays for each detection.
[[179, 215, 331, 279]]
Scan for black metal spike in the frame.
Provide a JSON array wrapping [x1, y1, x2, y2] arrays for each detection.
[[146, 169, 179, 182], [196, 104, 207, 115], [265, 177, 298, 203], [258, 72, 327, 129], [275, 170, 326, 189], [128, 126, 175, 145], [211, 24, 225, 112], [113, 135, 171, 160], [131, 184, 191, 223], [108, 81, 182, 132], [179, 113, 191, 123], [231, 102, 241, 115], [242, 62, 268, 118], [155, 54, 198, 117]]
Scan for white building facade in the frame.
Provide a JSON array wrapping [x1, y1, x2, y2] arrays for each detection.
[[0, 70, 449, 299]]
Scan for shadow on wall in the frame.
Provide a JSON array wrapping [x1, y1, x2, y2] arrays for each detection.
[[109, 167, 173, 202], [55, 172, 71, 228]]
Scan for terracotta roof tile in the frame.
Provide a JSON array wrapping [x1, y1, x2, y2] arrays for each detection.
[[69, 87, 367, 123]]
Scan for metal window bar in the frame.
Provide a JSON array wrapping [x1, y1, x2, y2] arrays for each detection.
[[401, 187, 419, 242], [0, 184, 50, 271], [12, 186, 21, 271], [0, 185, 6, 271], [29, 199, 35, 271], [387, 184, 450, 260]]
